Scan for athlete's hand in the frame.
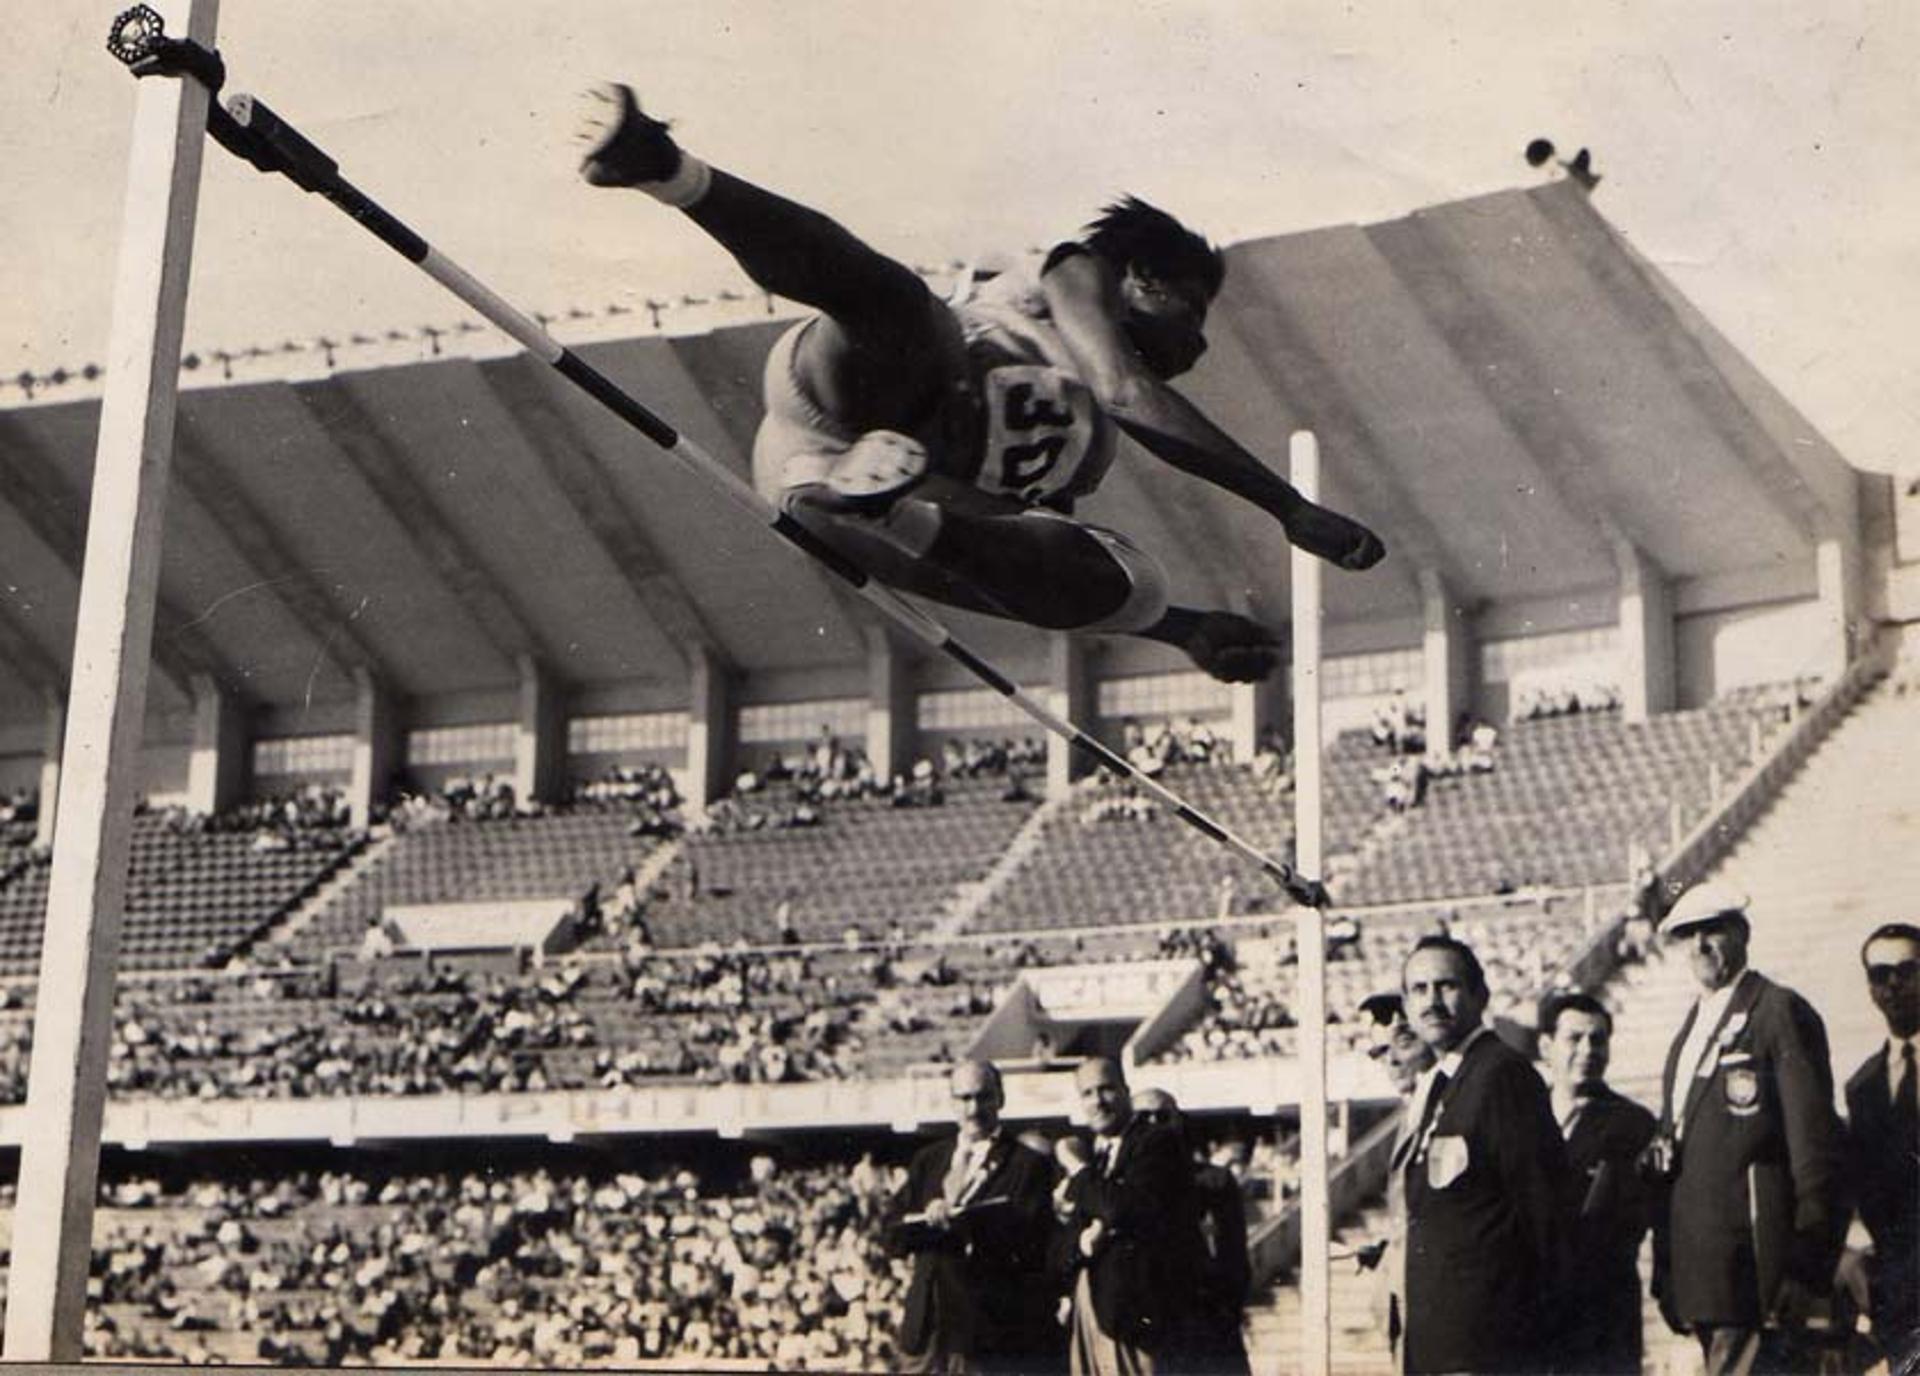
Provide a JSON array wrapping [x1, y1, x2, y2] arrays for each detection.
[[1181, 611, 1281, 683]]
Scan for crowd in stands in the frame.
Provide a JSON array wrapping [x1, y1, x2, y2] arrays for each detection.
[[1510, 677, 1622, 721], [84, 1154, 908, 1368], [938, 736, 1045, 778], [383, 774, 522, 829], [1068, 716, 1241, 823], [1251, 728, 1293, 801], [1158, 899, 1591, 1065], [186, 786, 357, 850], [1121, 715, 1226, 776], [1081, 774, 1159, 824], [599, 946, 868, 1085], [1363, 697, 1501, 811], [571, 762, 683, 837], [68, 1098, 1313, 1368], [0, 788, 38, 847], [692, 734, 1043, 835], [105, 964, 600, 1099], [1370, 692, 1425, 754], [68, 1108, 1313, 1369]]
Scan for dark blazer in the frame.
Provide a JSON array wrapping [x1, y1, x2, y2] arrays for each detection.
[[1653, 970, 1842, 1331], [1186, 1160, 1252, 1376], [1557, 1084, 1658, 1375], [1844, 1046, 1920, 1357], [1058, 1116, 1198, 1357], [1401, 1028, 1569, 1375], [882, 1130, 1060, 1368]]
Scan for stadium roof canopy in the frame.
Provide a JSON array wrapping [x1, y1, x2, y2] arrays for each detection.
[[0, 181, 1863, 737]]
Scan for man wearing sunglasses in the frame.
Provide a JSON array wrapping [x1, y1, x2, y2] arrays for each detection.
[[1354, 990, 1436, 1367], [1841, 922, 1920, 1368]]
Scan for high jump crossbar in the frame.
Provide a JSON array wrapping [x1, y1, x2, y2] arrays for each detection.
[[106, 4, 1331, 911]]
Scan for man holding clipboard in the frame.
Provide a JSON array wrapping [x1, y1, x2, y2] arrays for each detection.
[[883, 1059, 1063, 1373]]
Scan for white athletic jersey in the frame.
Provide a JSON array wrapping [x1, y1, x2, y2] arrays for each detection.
[[948, 260, 1118, 508]]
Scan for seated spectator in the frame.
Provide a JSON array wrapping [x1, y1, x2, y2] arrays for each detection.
[[358, 919, 396, 961]]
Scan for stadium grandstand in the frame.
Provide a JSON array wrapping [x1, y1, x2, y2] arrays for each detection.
[[3, 41, 1919, 1369]]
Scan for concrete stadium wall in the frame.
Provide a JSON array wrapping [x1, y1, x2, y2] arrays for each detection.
[[0, 752, 38, 795], [1675, 596, 1829, 706]]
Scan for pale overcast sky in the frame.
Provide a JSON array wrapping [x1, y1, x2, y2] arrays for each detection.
[[5, 2, 1914, 475]]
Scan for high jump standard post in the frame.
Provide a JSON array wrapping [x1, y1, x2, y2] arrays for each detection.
[[1291, 430, 1332, 1376], [4, 0, 220, 1361]]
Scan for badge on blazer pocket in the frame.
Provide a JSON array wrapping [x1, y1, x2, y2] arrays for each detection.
[[1426, 1135, 1470, 1189], [1723, 1066, 1761, 1115]]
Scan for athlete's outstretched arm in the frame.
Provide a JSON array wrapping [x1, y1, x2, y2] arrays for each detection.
[[1041, 252, 1384, 571]]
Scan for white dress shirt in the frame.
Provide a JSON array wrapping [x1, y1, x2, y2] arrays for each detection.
[[1668, 969, 1751, 1136]]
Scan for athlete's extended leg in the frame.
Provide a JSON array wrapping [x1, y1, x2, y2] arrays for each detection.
[[579, 84, 947, 433]]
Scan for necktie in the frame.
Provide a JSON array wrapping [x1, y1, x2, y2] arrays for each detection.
[[1895, 1044, 1918, 1139], [1409, 1069, 1451, 1163], [944, 1141, 978, 1205], [1395, 1069, 1450, 1170]]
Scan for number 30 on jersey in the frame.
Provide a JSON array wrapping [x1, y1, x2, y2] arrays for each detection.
[[981, 365, 1102, 504]]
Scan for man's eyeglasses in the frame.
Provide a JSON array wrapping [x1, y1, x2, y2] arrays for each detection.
[[1867, 959, 1920, 985], [1137, 1108, 1177, 1125]]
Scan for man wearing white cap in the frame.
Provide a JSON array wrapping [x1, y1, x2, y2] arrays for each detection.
[[1647, 880, 1844, 1376]]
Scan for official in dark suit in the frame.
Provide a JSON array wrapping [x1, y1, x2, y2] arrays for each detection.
[[1135, 1088, 1251, 1376], [1540, 990, 1657, 1375], [1648, 882, 1843, 1376], [1399, 935, 1569, 1375], [1841, 922, 1920, 1369], [1055, 1057, 1199, 1375], [883, 1059, 1063, 1374]]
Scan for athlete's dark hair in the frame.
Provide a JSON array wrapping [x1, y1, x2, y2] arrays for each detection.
[[1082, 196, 1226, 299]]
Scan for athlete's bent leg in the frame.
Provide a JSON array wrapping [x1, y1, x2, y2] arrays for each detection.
[[783, 486, 1143, 631], [781, 485, 1275, 680]]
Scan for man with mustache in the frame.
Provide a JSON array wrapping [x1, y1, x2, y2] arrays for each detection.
[[1397, 936, 1568, 1374]]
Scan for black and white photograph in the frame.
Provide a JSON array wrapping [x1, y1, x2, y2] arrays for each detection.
[[1, 2, 1916, 1370]]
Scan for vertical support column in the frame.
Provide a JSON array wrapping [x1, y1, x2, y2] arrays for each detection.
[[7, 4, 219, 1359], [1419, 568, 1472, 759], [35, 698, 65, 849], [684, 645, 734, 812], [513, 655, 563, 805], [348, 668, 401, 831], [1227, 668, 1285, 766], [1046, 632, 1094, 800], [1289, 432, 1331, 1376], [1615, 542, 1675, 723], [185, 674, 248, 815], [864, 626, 914, 783], [1815, 535, 1861, 681]]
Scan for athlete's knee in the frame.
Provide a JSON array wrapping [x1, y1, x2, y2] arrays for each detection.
[[1068, 526, 1171, 634]]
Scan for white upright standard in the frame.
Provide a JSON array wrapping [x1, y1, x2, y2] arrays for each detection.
[[4, 0, 219, 1360], [1290, 429, 1331, 1376]]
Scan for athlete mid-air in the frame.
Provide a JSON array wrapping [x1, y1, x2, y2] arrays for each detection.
[[578, 85, 1385, 683]]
